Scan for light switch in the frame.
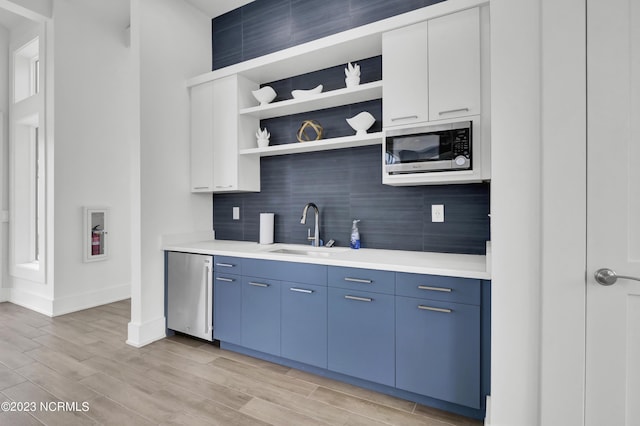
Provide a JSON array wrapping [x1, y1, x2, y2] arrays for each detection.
[[233, 207, 240, 220], [431, 204, 444, 223]]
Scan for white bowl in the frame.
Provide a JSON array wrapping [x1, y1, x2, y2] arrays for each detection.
[[346, 111, 375, 136], [252, 86, 277, 106], [291, 84, 323, 99]]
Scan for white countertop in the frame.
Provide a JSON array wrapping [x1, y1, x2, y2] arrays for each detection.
[[163, 240, 491, 280]]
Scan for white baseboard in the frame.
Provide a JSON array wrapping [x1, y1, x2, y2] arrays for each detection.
[[0, 287, 9, 303], [484, 395, 492, 425], [5, 287, 54, 316], [126, 315, 166, 347], [51, 283, 131, 316]]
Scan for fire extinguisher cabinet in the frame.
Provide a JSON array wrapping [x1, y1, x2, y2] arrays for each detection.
[[83, 207, 109, 262]]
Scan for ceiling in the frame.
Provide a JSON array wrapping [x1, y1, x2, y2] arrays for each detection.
[[0, 0, 253, 31], [184, 0, 255, 18]]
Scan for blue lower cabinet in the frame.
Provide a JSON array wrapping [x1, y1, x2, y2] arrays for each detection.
[[328, 287, 395, 386], [241, 276, 281, 356], [281, 282, 327, 368], [213, 272, 242, 344], [396, 295, 481, 409]]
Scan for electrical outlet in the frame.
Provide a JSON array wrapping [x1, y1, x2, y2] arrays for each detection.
[[431, 204, 444, 223], [233, 207, 240, 220]]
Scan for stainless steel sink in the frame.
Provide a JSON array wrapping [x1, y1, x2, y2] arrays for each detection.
[[268, 248, 332, 257], [265, 246, 346, 258]]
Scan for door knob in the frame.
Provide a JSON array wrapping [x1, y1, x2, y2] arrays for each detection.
[[594, 268, 640, 286]]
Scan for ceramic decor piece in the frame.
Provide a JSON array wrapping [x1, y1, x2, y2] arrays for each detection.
[[255, 128, 271, 148], [291, 84, 323, 99], [252, 86, 277, 106], [346, 111, 375, 136], [345, 62, 361, 87]]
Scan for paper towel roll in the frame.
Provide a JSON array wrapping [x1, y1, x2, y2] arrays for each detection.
[[259, 213, 275, 244]]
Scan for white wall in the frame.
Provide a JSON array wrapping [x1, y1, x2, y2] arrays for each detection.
[[539, 0, 586, 424], [490, 0, 587, 425], [127, 0, 211, 347], [50, 0, 133, 315], [490, 0, 542, 424], [0, 25, 8, 301]]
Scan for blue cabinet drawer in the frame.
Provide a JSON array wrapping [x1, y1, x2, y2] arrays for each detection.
[[328, 266, 395, 294], [328, 287, 395, 386], [244, 259, 327, 286], [396, 295, 481, 408], [213, 256, 242, 275], [241, 276, 281, 356], [396, 272, 481, 305], [213, 272, 241, 344], [281, 282, 327, 368]]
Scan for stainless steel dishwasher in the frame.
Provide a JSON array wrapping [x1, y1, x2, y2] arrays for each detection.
[[166, 251, 213, 341]]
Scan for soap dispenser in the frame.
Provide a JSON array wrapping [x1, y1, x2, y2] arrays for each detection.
[[350, 220, 361, 249]]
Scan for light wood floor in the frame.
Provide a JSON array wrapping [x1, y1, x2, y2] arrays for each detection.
[[0, 300, 482, 426]]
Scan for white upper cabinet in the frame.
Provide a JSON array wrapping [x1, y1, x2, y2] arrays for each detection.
[[427, 7, 481, 122], [190, 81, 215, 192], [190, 75, 260, 193], [382, 7, 481, 128], [382, 22, 429, 128]]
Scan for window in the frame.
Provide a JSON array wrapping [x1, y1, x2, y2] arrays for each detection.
[[13, 37, 39, 103], [10, 33, 46, 283]]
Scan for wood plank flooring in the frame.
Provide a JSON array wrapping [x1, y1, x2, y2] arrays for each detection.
[[0, 300, 482, 425]]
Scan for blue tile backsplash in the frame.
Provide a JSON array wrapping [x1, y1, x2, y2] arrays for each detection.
[[212, 0, 445, 70], [213, 146, 490, 254], [211, 0, 490, 255]]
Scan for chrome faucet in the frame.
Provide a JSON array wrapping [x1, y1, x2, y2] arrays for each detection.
[[300, 203, 320, 247]]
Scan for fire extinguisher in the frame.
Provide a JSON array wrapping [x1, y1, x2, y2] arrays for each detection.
[[91, 225, 102, 256]]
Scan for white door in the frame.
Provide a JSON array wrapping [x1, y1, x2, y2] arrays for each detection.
[[586, 0, 640, 425]]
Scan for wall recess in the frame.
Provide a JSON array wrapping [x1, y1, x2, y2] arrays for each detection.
[[83, 207, 109, 262]]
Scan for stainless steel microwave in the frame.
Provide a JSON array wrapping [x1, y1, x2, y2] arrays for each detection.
[[384, 121, 471, 174]]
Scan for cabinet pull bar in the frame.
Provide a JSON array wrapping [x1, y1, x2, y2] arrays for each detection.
[[215, 185, 233, 189], [193, 186, 209, 190], [438, 108, 469, 115], [417, 285, 452, 293], [290, 287, 313, 294], [418, 305, 452, 313], [215, 277, 234, 282], [391, 115, 418, 122], [216, 263, 235, 268], [344, 277, 373, 284], [249, 282, 269, 288], [345, 295, 373, 302]]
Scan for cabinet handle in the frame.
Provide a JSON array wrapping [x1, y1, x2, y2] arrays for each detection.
[[290, 287, 313, 294], [418, 305, 452, 313], [438, 108, 469, 116], [216, 277, 235, 282], [215, 185, 233, 189], [216, 263, 235, 268], [417, 285, 452, 293], [344, 277, 373, 284], [249, 282, 269, 288], [193, 186, 210, 190], [390, 115, 418, 122], [345, 295, 373, 302]]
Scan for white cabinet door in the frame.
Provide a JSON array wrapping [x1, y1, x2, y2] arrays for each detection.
[[189, 76, 259, 193], [382, 22, 429, 127], [212, 76, 239, 191], [190, 82, 214, 192], [428, 7, 481, 121]]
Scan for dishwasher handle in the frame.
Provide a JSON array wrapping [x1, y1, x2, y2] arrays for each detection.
[[204, 258, 213, 336]]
